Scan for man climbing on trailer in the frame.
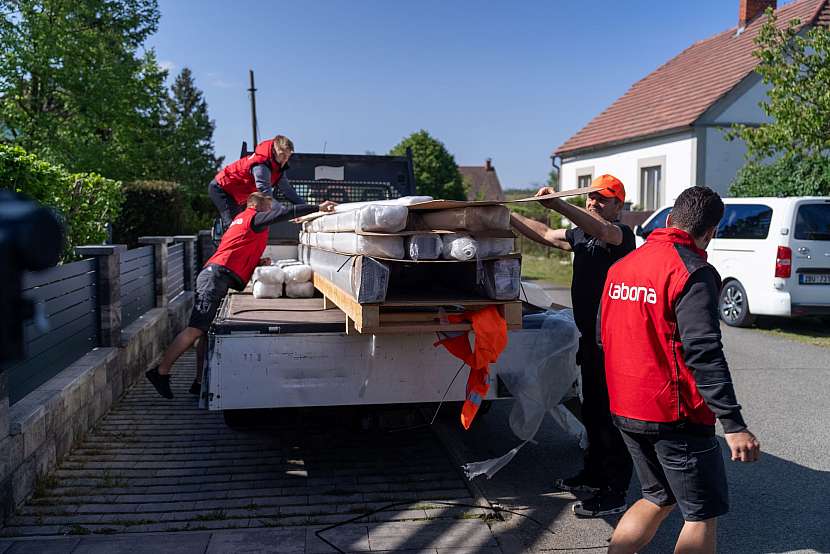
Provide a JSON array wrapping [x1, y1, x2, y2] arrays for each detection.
[[208, 134, 336, 230], [146, 192, 329, 399]]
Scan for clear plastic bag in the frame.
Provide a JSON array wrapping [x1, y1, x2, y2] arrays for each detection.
[[283, 264, 313, 283], [253, 281, 283, 299], [285, 281, 315, 298], [441, 233, 477, 260], [251, 266, 285, 285], [406, 234, 443, 260]]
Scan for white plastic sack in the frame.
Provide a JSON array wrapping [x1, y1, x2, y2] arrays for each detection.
[[441, 234, 477, 261], [251, 266, 285, 285], [406, 234, 443, 260], [283, 264, 313, 283], [310, 205, 408, 234], [285, 281, 315, 298], [253, 281, 283, 299], [332, 195, 433, 213]]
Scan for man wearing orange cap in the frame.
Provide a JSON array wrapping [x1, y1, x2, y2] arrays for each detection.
[[511, 174, 635, 517]]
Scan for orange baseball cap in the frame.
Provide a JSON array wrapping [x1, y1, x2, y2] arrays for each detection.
[[590, 174, 626, 203]]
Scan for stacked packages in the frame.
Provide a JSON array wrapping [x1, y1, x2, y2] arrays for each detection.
[[251, 260, 315, 299]]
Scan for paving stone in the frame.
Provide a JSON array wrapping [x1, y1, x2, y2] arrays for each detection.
[[306, 525, 370, 553], [4, 538, 80, 553], [205, 528, 306, 553], [71, 532, 210, 553]]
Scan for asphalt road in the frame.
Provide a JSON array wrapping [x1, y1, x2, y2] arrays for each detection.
[[438, 285, 830, 554]]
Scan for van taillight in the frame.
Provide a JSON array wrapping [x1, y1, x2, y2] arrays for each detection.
[[775, 246, 792, 278]]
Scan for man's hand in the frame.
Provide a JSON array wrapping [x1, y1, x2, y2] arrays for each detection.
[[534, 186, 564, 210], [725, 430, 761, 462], [319, 200, 337, 212], [258, 257, 272, 267]]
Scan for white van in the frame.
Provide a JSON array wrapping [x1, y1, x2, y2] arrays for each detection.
[[634, 197, 830, 327]]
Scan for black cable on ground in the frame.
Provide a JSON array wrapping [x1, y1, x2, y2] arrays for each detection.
[[313, 499, 609, 552]]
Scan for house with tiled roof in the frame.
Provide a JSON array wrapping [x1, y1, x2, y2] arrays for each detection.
[[458, 158, 505, 201], [556, 0, 830, 210]]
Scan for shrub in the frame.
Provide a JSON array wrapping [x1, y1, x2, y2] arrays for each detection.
[[0, 144, 122, 260], [112, 180, 188, 247], [730, 155, 830, 197]]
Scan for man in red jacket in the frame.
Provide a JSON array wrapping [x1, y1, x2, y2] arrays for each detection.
[[600, 186, 760, 554], [146, 192, 324, 399], [209, 135, 335, 229]]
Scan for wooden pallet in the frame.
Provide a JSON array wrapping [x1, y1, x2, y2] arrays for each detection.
[[314, 272, 522, 334]]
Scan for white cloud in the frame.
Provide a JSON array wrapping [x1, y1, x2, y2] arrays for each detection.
[[159, 60, 176, 73]]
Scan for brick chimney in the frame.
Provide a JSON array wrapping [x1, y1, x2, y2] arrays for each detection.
[[739, 0, 776, 28], [485, 158, 493, 171]]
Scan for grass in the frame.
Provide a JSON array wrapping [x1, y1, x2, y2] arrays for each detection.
[[753, 316, 830, 348], [521, 255, 573, 287]]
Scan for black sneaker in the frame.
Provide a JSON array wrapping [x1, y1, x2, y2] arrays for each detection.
[[554, 470, 601, 493], [189, 380, 201, 396], [146, 367, 174, 399], [572, 492, 627, 518]]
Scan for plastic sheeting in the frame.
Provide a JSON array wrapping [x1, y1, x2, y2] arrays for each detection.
[[283, 264, 313, 283], [308, 204, 409, 234], [285, 281, 315, 298], [441, 234, 515, 260], [479, 258, 521, 300], [251, 266, 285, 285], [301, 231, 405, 259], [332, 195, 433, 213], [461, 309, 585, 480], [406, 234, 443, 260], [418, 205, 510, 232]]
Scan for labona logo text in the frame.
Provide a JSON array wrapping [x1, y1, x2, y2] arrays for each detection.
[[608, 282, 657, 305]]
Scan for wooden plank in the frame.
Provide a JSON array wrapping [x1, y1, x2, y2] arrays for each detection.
[[501, 301, 523, 329], [23, 271, 96, 303], [30, 285, 95, 318], [120, 253, 153, 275], [313, 272, 379, 332], [122, 245, 153, 263], [24, 316, 97, 359], [360, 322, 473, 334], [23, 296, 96, 342], [22, 259, 96, 290]]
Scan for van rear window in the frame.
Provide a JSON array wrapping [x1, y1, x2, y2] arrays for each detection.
[[716, 204, 772, 239], [795, 204, 830, 241]]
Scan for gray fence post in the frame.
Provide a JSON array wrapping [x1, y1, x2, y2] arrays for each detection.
[[173, 235, 197, 291], [196, 230, 213, 268], [138, 237, 172, 308], [76, 244, 126, 348]]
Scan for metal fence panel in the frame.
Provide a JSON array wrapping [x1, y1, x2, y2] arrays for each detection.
[[7, 258, 98, 405], [167, 242, 184, 300], [120, 245, 155, 327]]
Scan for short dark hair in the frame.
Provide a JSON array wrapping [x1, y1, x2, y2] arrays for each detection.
[[246, 192, 272, 209], [670, 186, 724, 238]]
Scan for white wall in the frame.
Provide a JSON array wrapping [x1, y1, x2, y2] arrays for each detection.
[[559, 131, 696, 210]]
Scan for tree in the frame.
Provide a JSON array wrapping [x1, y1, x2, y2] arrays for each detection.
[[389, 130, 465, 200], [159, 67, 223, 228], [0, 0, 169, 181], [729, 8, 830, 196]]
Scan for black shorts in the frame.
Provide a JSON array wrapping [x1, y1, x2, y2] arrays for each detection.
[[620, 429, 729, 522], [187, 264, 235, 332]]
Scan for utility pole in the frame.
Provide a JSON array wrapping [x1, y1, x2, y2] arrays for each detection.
[[248, 69, 258, 146]]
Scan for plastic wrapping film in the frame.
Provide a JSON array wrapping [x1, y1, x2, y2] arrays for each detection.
[[251, 266, 285, 285], [478, 258, 521, 300], [301, 231, 405, 260], [309, 204, 409, 233], [252, 281, 283, 299], [462, 309, 584, 480], [285, 281, 315, 298], [440, 234, 515, 260], [306, 247, 389, 303], [416, 205, 510, 232], [332, 195, 433, 213], [406, 234, 443, 260]]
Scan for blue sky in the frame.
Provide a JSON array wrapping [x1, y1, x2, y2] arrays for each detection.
[[147, 0, 795, 190]]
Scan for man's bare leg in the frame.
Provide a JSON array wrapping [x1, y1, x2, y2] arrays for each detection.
[[608, 499, 674, 554], [675, 518, 716, 554], [159, 327, 204, 375]]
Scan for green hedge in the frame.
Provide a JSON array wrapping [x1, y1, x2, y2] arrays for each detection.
[[731, 155, 830, 197], [0, 144, 122, 260], [112, 180, 191, 247]]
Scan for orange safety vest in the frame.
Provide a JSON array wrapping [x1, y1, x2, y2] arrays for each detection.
[[434, 305, 507, 430]]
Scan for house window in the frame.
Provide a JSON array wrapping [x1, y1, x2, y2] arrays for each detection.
[[577, 174, 592, 189], [640, 166, 662, 210]]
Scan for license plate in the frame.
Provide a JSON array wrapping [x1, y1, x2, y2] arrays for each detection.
[[799, 273, 830, 285]]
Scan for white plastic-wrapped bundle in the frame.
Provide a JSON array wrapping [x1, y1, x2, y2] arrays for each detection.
[[477, 238, 515, 258], [418, 205, 510, 231], [253, 281, 283, 299], [303, 232, 405, 259], [285, 281, 315, 298], [441, 234, 478, 261], [283, 264, 313, 283], [332, 196, 433, 213], [480, 258, 521, 300], [251, 266, 285, 285], [406, 234, 443, 260], [310, 204, 408, 233]]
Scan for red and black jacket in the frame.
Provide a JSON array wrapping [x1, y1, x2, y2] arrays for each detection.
[[215, 139, 284, 204], [599, 227, 747, 435]]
